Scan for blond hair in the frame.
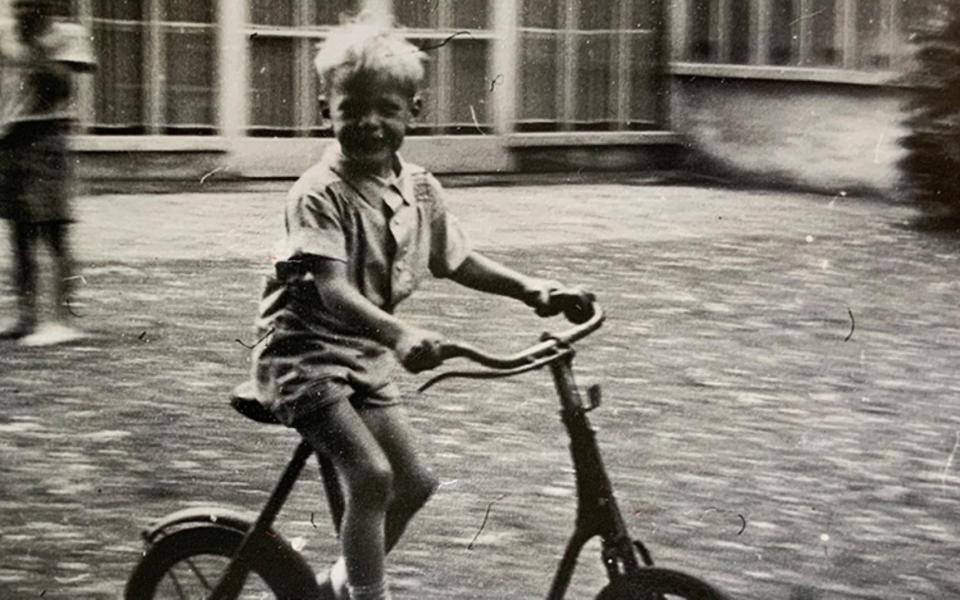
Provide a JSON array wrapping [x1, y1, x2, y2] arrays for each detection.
[[314, 15, 425, 97]]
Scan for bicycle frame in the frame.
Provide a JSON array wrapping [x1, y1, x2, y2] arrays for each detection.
[[545, 348, 648, 600], [203, 440, 315, 600], [132, 304, 732, 600], [204, 347, 646, 600]]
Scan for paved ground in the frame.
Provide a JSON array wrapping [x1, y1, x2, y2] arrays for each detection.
[[1, 182, 959, 599]]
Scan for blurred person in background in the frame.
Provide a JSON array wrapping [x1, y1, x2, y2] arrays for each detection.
[[0, 0, 94, 345]]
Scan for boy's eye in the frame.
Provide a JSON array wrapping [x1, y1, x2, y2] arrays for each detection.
[[337, 102, 363, 118], [378, 101, 402, 117]]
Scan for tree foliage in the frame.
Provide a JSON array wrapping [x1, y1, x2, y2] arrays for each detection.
[[898, 0, 960, 224]]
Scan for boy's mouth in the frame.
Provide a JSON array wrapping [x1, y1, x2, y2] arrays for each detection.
[[350, 138, 388, 155]]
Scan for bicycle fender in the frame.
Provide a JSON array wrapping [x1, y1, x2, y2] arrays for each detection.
[[141, 506, 259, 543], [140, 507, 321, 597]]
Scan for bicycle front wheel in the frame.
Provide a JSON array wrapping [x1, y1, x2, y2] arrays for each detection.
[[124, 525, 315, 600], [595, 567, 731, 600]]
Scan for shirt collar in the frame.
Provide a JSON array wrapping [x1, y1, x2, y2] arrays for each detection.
[[325, 143, 417, 210]]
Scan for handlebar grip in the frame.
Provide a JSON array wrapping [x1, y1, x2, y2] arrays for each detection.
[[560, 292, 596, 324]]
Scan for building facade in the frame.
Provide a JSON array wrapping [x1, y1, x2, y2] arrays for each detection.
[[669, 0, 917, 194], [41, 0, 917, 191]]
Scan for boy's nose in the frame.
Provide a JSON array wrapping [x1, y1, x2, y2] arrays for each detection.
[[358, 111, 383, 129]]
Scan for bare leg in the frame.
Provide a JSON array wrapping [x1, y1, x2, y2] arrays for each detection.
[[42, 221, 74, 323], [359, 404, 439, 552], [2, 221, 37, 337], [319, 404, 436, 598], [296, 401, 394, 591]]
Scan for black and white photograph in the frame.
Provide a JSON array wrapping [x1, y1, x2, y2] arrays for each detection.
[[1, 0, 957, 598]]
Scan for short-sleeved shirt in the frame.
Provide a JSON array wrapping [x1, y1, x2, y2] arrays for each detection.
[[252, 144, 471, 422], [0, 19, 96, 135]]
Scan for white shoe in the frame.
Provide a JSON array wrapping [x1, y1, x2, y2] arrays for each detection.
[[20, 323, 89, 347]]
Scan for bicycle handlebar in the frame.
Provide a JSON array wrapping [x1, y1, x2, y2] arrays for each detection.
[[418, 304, 605, 391]]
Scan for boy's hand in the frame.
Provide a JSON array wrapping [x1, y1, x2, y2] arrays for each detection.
[[395, 326, 446, 373], [522, 279, 596, 324]]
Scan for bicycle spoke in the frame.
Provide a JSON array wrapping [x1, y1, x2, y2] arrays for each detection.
[[183, 557, 215, 591], [166, 566, 187, 600]]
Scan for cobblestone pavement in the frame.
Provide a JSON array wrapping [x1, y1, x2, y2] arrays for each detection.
[[1, 183, 959, 599]]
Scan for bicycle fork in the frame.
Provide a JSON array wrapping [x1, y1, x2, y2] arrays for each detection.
[[545, 351, 645, 600]]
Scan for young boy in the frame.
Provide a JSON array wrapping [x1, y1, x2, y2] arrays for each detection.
[[0, 0, 95, 345], [250, 18, 593, 600]]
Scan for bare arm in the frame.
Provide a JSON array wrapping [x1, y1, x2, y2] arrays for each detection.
[[309, 257, 443, 371], [449, 251, 596, 323], [448, 251, 544, 304]]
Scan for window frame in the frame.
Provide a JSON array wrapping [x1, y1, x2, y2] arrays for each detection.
[[243, 0, 497, 137], [672, 0, 907, 85], [392, 0, 497, 136], [72, 0, 218, 135], [514, 0, 665, 133]]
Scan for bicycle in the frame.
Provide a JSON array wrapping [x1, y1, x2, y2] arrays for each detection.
[[124, 304, 732, 599]]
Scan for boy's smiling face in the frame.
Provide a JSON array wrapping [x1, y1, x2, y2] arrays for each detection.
[[325, 70, 421, 177]]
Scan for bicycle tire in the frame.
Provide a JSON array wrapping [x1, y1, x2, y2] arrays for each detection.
[[595, 567, 732, 600], [124, 525, 315, 600]]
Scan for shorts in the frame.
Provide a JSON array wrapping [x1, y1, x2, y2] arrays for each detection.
[[0, 121, 71, 224], [264, 375, 402, 429], [252, 312, 401, 428]]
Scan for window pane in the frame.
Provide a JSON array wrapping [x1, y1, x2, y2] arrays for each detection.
[[769, 0, 798, 65], [407, 38, 439, 133], [579, 0, 616, 30], [517, 33, 560, 126], [313, 0, 357, 25], [857, 1, 889, 69], [394, 0, 438, 28], [93, 23, 145, 130], [631, 0, 661, 29], [629, 32, 660, 127], [249, 38, 296, 131], [808, 0, 838, 65], [452, 0, 489, 29], [730, 0, 750, 64], [899, 0, 934, 34], [573, 34, 613, 127], [688, 0, 712, 61], [250, 0, 295, 26], [164, 0, 214, 23], [93, 0, 142, 21], [521, 0, 560, 29], [449, 40, 490, 130], [164, 28, 216, 129]]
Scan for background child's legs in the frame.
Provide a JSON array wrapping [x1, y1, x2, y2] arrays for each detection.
[[296, 401, 395, 590], [6, 220, 38, 332], [39, 221, 75, 323]]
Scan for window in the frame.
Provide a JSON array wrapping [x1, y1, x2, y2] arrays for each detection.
[[395, 0, 494, 135], [517, 0, 663, 132], [247, 0, 357, 136], [683, 0, 909, 71], [246, 0, 492, 137], [88, 0, 217, 134]]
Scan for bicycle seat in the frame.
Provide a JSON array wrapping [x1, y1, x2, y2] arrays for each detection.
[[229, 380, 281, 425]]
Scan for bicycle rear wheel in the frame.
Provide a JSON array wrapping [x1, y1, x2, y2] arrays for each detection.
[[595, 567, 731, 600], [124, 525, 315, 600]]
